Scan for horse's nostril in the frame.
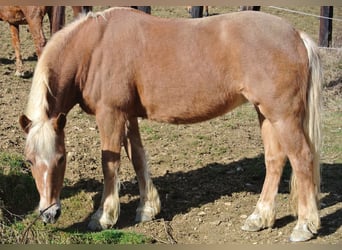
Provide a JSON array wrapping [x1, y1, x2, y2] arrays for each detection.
[[39, 207, 61, 224]]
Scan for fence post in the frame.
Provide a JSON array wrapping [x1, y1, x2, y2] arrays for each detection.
[[191, 6, 204, 18], [319, 6, 333, 47]]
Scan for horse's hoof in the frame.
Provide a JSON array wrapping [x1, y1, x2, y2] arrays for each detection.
[[290, 224, 315, 242], [88, 219, 104, 231], [135, 205, 155, 222], [14, 70, 32, 78], [241, 214, 264, 232], [14, 70, 25, 77], [87, 210, 114, 231], [135, 212, 154, 222], [135, 212, 153, 222]]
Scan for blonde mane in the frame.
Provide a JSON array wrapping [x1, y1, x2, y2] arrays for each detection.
[[25, 7, 125, 122], [23, 10, 96, 161]]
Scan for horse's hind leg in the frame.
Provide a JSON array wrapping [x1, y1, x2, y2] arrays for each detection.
[[242, 110, 287, 232], [257, 113, 319, 241], [271, 118, 320, 241], [9, 24, 24, 77], [24, 17, 46, 58], [88, 109, 125, 230], [124, 118, 161, 222]]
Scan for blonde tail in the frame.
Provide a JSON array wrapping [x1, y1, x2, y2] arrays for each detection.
[[291, 32, 323, 213]]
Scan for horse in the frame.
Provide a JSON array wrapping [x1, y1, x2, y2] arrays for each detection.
[[19, 7, 322, 242], [0, 6, 92, 77]]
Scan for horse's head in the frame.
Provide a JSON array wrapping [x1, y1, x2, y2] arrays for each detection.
[[19, 113, 67, 224]]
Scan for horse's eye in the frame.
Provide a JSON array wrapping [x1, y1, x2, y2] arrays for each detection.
[[26, 160, 33, 167]]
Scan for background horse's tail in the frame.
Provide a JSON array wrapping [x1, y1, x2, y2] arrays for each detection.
[[291, 31, 323, 213]]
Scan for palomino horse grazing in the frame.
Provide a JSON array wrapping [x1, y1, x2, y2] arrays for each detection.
[[0, 6, 91, 77], [19, 8, 322, 242]]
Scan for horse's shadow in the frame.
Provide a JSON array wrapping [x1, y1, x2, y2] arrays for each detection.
[[0, 54, 37, 64], [0, 55, 36, 78], [62, 155, 342, 238], [0, 170, 39, 221]]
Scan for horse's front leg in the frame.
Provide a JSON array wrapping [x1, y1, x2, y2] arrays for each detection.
[[123, 118, 160, 222], [88, 109, 126, 230]]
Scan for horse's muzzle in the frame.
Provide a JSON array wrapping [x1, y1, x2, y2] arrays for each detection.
[[40, 204, 61, 224]]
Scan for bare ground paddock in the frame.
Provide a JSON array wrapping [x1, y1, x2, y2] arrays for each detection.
[[0, 6, 341, 244]]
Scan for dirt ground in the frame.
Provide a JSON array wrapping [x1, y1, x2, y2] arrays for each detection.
[[0, 6, 341, 244]]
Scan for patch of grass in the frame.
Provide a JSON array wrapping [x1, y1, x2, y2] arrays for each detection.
[[68, 229, 150, 244], [322, 108, 342, 163], [0, 152, 38, 217], [0, 152, 26, 175], [139, 122, 162, 141], [0, 219, 150, 244], [0, 152, 149, 244]]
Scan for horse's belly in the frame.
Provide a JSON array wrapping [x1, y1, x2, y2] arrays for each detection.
[[144, 91, 246, 124]]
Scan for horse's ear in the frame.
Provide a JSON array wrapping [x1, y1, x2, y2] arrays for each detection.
[[53, 113, 67, 131], [19, 115, 32, 134]]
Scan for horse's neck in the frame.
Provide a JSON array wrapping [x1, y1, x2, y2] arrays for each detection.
[[47, 80, 79, 118]]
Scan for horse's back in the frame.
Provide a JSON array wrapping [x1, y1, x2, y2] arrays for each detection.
[[126, 11, 307, 123]]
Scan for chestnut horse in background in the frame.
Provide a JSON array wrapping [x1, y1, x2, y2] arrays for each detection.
[[0, 6, 92, 77], [19, 8, 322, 242]]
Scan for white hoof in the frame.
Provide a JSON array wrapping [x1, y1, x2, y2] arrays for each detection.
[[14, 70, 25, 77], [135, 205, 157, 222], [290, 223, 315, 242], [241, 213, 265, 232], [87, 209, 117, 231]]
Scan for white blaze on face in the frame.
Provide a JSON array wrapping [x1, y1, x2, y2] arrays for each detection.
[[43, 169, 48, 197]]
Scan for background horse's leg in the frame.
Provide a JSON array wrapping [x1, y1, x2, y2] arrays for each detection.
[[242, 110, 286, 232], [88, 109, 126, 230], [72, 6, 93, 18], [48, 6, 65, 34], [9, 24, 24, 76], [124, 118, 160, 222], [21, 7, 46, 58], [26, 21, 46, 58], [204, 6, 209, 16]]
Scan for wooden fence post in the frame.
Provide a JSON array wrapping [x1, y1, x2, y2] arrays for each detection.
[[319, 6, 333, 47]]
